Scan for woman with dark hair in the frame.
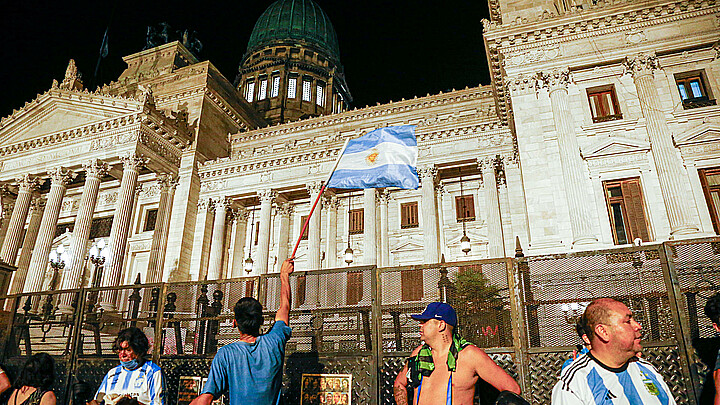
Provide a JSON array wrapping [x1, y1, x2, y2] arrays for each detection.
[[6, 353, 56, 405], [90, 327, 165, 405]]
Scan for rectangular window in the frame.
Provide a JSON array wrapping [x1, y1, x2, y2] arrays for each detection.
[[258, 79, 268, 100], [245, 280, 254, 297], [288, 77, 297, 99], [587, 85, 622, 123], [89, 217, 113, 239], [302, 79, 312, 102], [270, 76, 280, 98], [455, 195, 476, 222], [300, 215, 309, 240], [143, 208, 158, 232], [675, 71, 716, 109], [603, 178, 651, 245], [295, 274, 306, 307], [349, 209, 364, 235], [401, 269, 423, 301], [346, 271, 363, 305], [400, 202, 419, 229], [245, 81, 255, 102], [699, 168, 720, 234], [316, 84, 324, 106]]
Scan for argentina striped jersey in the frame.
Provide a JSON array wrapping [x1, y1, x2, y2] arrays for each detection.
[[551, 353, 675, 405], [95, 360, 165, 405]]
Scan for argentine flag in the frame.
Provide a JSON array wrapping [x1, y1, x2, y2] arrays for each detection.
[[327, 125, 419, 190]]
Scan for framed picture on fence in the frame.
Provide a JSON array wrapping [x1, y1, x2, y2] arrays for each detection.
[[301, 373, 352, 405]]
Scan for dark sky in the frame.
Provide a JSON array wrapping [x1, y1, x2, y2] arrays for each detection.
[[0, 1, 491, 116]]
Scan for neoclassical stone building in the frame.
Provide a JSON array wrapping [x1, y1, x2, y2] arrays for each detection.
[[0, 0, 718, 294]]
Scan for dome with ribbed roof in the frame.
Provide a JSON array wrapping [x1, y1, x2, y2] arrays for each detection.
[[246, 0, 340, 62]]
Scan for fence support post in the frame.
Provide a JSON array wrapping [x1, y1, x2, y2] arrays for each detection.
[[660, 242, 701, 403], [509, 241, 531, 396], [371, 266, 381, 405]]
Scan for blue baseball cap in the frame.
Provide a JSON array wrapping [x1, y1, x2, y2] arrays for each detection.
[[410, 302, 457, 327]]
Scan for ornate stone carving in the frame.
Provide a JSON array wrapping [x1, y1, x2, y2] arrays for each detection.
[[377, 189, 392, 204], [258, 189, 277, 204], [157, 174, 179, 190], [30, 197, 46, 212], [138, 84, 156, 109], [323, 195, 341, 210], [625, 30, 647, 44], [120, 153, 147, 172], [59, 59, 83, 91], [417, 166, 438, 183], [197, 197, 211, 210], [505, 46, 561, 67], [16, 174, 40, 193], [48, 167, 77, 186], [623, 52, 661, 77], [713, 41, 720, 60], [276, 202, 295, 216], [211, 197, 230, 212], [307, 181, 325, 196], [83, 159, 109, 179], [535, 69, 571, 93]]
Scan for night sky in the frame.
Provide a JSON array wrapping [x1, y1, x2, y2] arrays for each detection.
[[0, 1, 491, 117]]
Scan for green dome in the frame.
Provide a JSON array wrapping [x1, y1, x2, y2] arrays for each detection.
[[246, 0, 340, 61]]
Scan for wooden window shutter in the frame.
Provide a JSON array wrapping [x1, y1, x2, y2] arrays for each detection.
[[346, 271, 363, 305], [300, 215, 309, 240], [456, 195, 475, 222], [245, 280, 254, 297], [401, 269, 423, 301], [620, 179, 650, 242], [401, 202, 419, 228], [349, 209, 364, 234]]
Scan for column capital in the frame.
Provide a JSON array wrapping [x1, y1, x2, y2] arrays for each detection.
[[211, 196, 230, 212], [478, 156, 498, 172], [30, 197, 46, 212], [306, 181, 325, 196], [48, 167, 77, 186], [536, 68, 571, 93], [120, 153, 147, 172], [377, 189, 392, 205], [258, 189, 277, 204], [323, 195, 341, 210], [83, 159, 109, 180], [436, 183, 447, 196], [197, 197, 212, 210], [623, 52, 660, 78], [417, 165, 438, 183], [276, 201, 295, 216], [16, 174, 40, 193], [157, 173, 179, 190], [713, 42, 720, 61]]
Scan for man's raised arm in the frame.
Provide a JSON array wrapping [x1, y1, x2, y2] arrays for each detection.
[[275, 258, 294, 325]]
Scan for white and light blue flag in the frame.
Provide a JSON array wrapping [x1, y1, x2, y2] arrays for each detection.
[[327, 125, 419, 189]]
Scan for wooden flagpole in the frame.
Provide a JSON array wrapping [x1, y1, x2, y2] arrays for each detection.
[[290, 138, 351, 259]]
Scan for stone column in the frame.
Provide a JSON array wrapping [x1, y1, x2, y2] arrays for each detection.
[[363, 189, 378, 265], [1, 175, 39, 265], [378, 189, 391, 267], [256, 190, 276, 274], [147, 175, 177, 283], [539, 69, 597, 245], [307, 181, 323, 270], [101, 154, 144, 310], [436, 183, 447, 259], [207, 197, 229, 280], [418, 166, 440, 263], [10, 198, 44, 293], [325, 196, 339, 268], [230, 208, 249, 278], [624, 53, 698, 236], [25, 167, 76, 293], [481, 157, 504, 258], [275, 203, 293, 272], [62, 160, 108, 295]]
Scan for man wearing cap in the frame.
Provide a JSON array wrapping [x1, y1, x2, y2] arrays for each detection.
[[393, 302, 521, 405]]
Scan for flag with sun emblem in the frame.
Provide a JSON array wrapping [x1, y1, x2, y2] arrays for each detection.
[[327, 125, 419, 189]]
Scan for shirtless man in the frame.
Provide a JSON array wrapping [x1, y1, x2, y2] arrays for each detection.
[[393, 302, 521, 405]]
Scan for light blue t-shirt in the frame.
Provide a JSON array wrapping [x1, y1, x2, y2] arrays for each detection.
[[201, 321, 292, 405]]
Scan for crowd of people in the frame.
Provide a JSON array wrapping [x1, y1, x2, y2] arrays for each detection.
[[3, 260, 720, 404]]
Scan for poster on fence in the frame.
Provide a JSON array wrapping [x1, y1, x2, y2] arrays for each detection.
[[177, 376, 202, 405], [301, 373, 352, 405]]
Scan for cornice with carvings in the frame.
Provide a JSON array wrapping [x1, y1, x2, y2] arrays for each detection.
[[0, 88, 143, 132], [484, 0, 719, 44], [229, 86, 496, 143], [203, 88, 251, 133]]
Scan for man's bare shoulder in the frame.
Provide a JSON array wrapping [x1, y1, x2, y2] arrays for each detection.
[[458, 344, 494, 363]]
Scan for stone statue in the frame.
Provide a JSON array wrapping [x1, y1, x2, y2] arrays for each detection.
[[144, 22, 171, 50]]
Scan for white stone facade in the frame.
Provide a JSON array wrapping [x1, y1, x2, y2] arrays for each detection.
[[0, 0, 719, 293]]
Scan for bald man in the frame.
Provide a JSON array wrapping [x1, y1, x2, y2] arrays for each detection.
[[551, 298, 675, 405]]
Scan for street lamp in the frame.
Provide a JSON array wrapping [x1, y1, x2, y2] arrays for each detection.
[[344, 193, 354, 265], [48, 243, 69, 287], [89, 238, 109, 287], [459, 169, 471, 254], [244, 208, 255, 273], [561, 302, 584, 324]]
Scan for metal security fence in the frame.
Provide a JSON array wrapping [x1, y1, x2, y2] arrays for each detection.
[[1, 238, 719, 404]]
